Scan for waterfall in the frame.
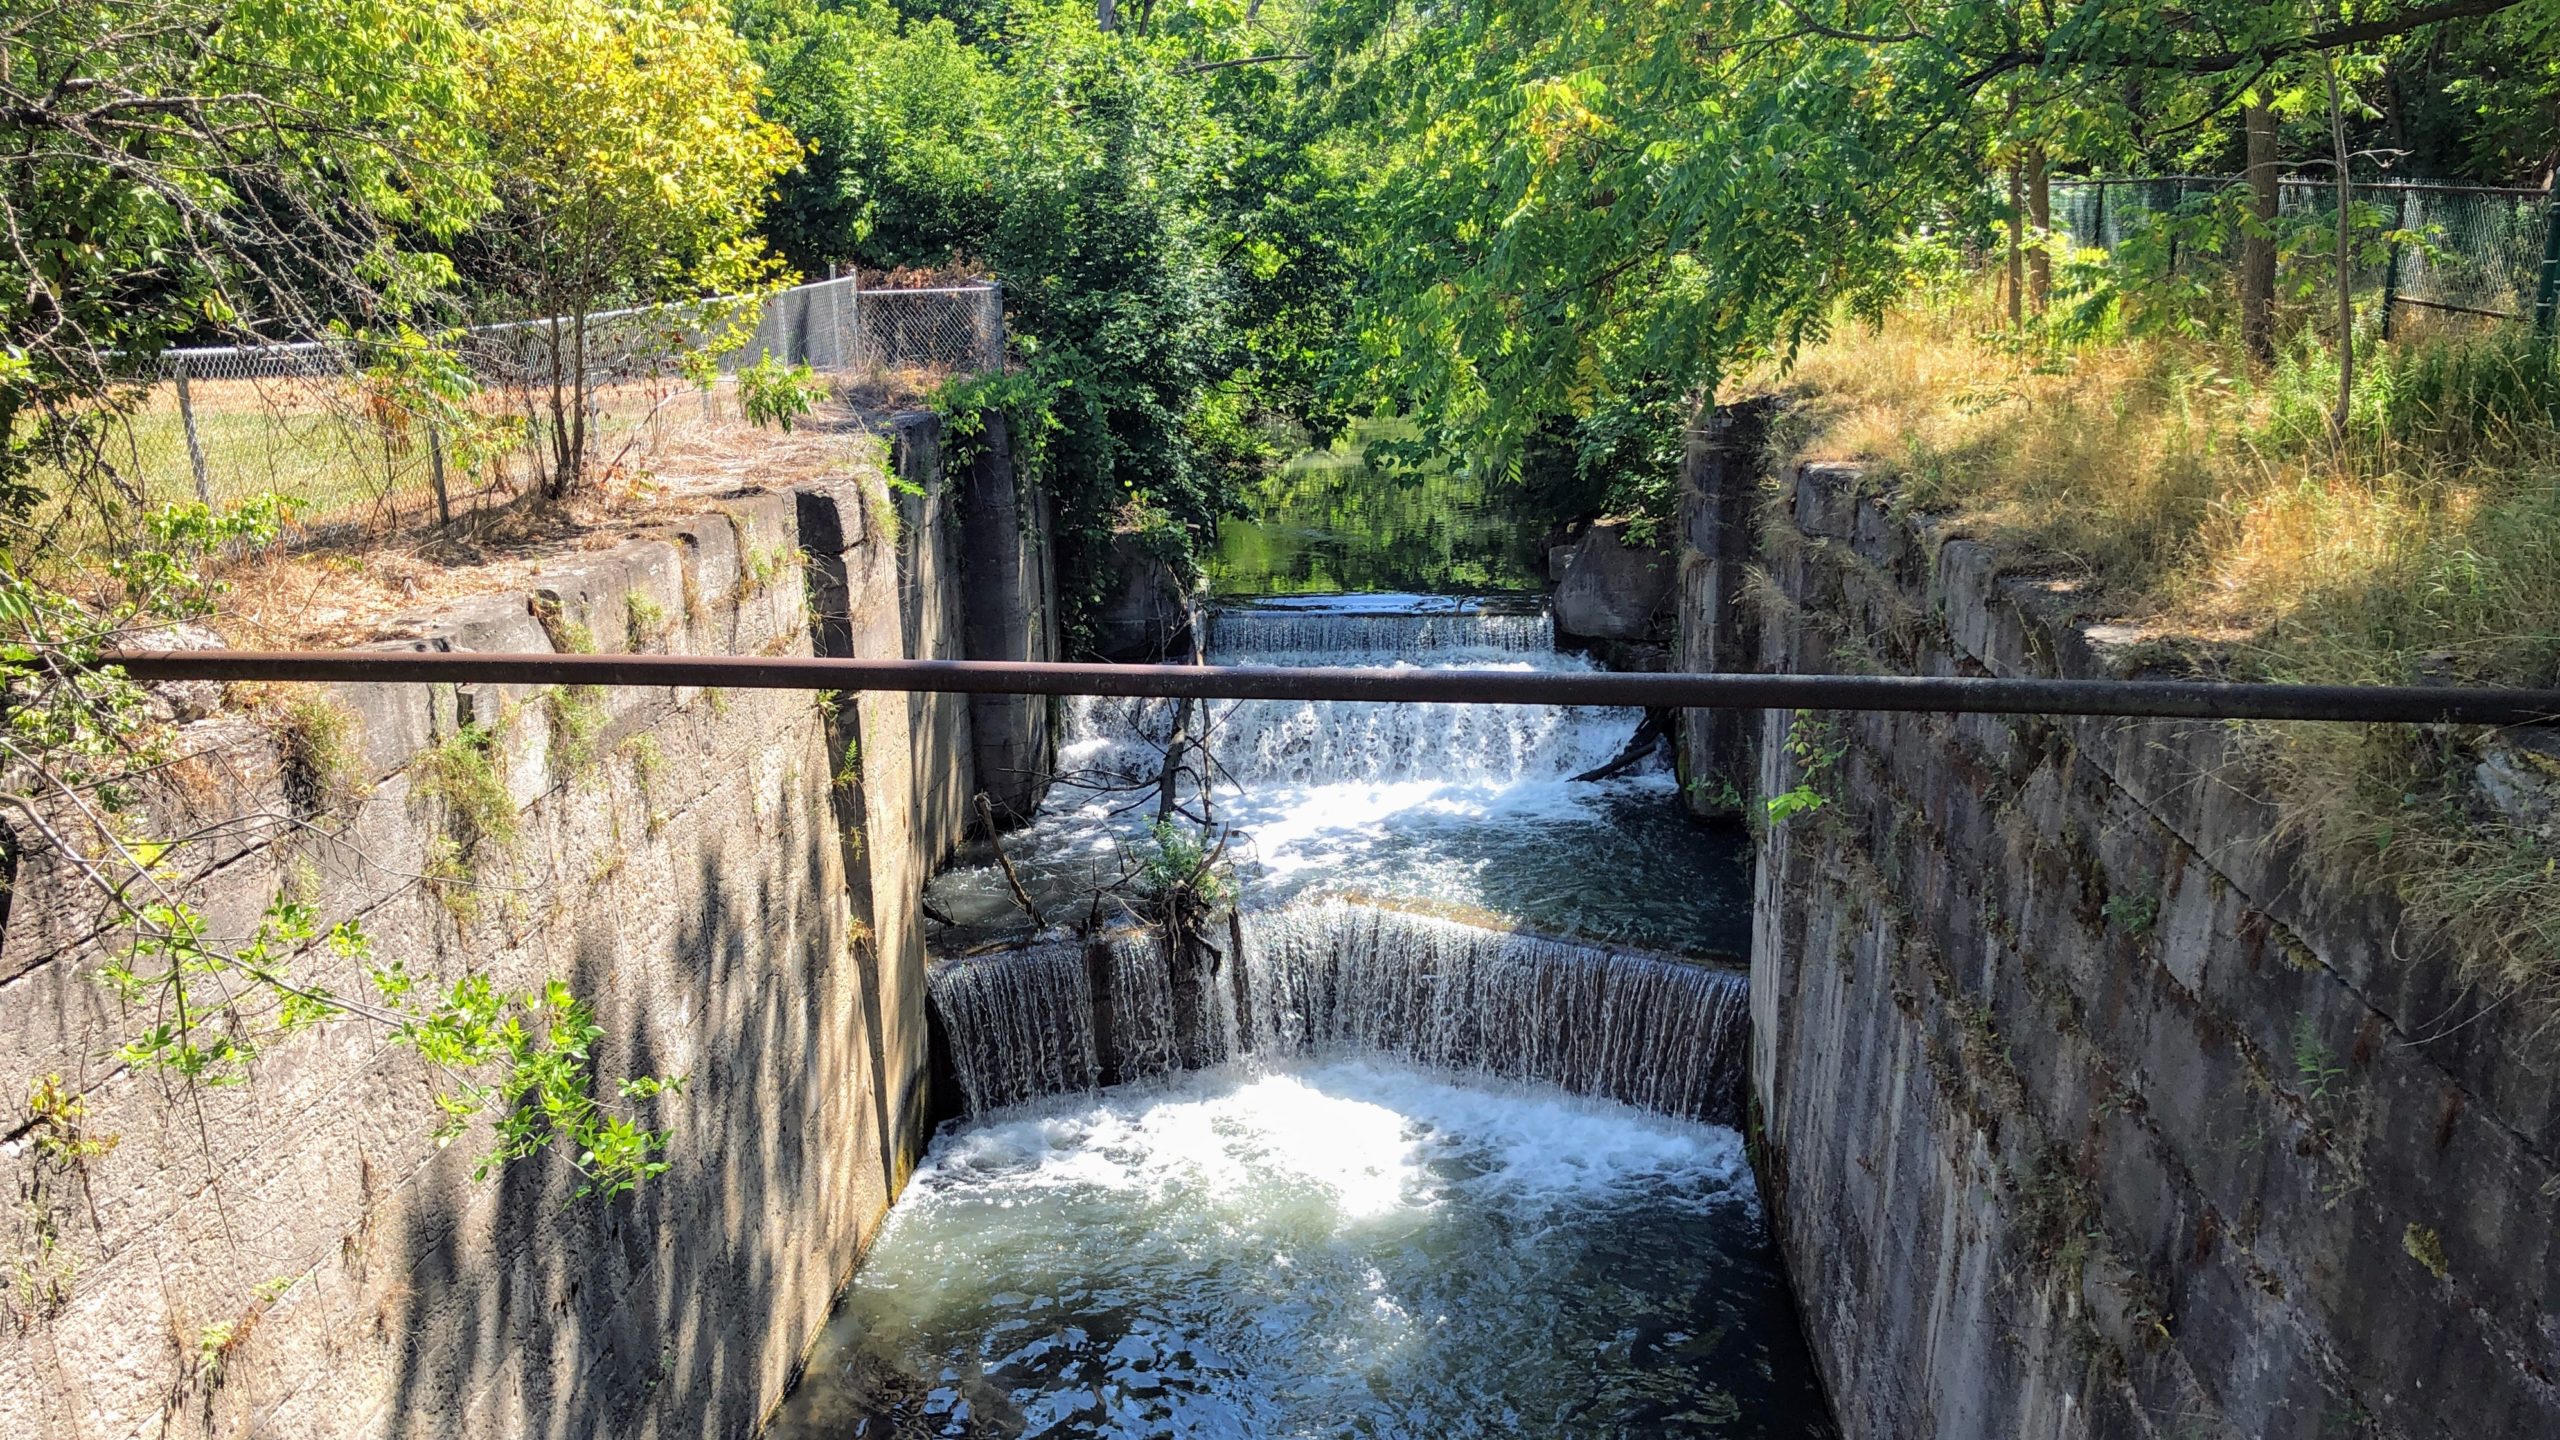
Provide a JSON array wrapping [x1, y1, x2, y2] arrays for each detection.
[[1238, 900, 1750, 1124], [928, 943, 1098, 1116], [931, 902, 1749, 1125], [1067, 690, 1619, 788], [1096, 929, 1240, 1083], [1056, 602, 1631, 789], [1207, 608, 1551, 657], [929, 594, 1739, 1124]]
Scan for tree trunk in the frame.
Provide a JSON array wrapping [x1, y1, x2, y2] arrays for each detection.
[[570, 304, 591, 492], [2325, 59, 2355, 437], [1096, 0, 1115, 30], [2241, 103, 2280, 365], [2026, 146, 2051, 316], [544, 310, 573, 500], [2006, 161, 2025, 330]]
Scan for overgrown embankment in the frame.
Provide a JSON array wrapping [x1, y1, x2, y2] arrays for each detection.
[[1772, 307, 2560, 1016], [1720, 445, 2560, 1438]]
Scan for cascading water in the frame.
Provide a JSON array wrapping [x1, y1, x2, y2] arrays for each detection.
[[925, 902, 1752, 1125], [1239, 900, 1751, 1124], [776, 594, 1836, 1438], [925, 596, 1754, 947], [1205, 604, 1552, 654], [928, 943, 1099, 1115]]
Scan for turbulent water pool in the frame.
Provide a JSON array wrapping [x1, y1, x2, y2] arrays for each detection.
[[762, 1058, 1834, 1439]]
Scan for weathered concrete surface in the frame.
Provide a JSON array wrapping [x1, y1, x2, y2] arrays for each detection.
[[1742, 457, 2560, 1439], [1551, 519, 1673, 643], [0, 414, 1040, 1438], [888, 413, 978, 871], [953, 411, 1060, 825], [1088, 533, 1193, 663], [1673, 396, 1774, 817]]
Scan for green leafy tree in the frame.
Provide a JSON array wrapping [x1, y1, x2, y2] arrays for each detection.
[[1, 500, 687, 1199], [473, 0, 804, 495], [1315, 0, 2554, 531], [748, 0, 1351, 648], [0, 0, 486, 536], [0, 2, 696, 1203]]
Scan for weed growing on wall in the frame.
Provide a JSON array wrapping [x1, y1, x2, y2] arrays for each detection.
[[545, 685, 610, 776], [625, 592, 671, 650], [416, 720, 517, 854], [1766, 711, 1843, 826], [0, 501, 686, 1208], [276, 693, 372, 817]]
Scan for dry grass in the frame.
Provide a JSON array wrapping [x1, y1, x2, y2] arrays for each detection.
[[195, 404, 887, 651], [1763, 292, 2560, 1018]]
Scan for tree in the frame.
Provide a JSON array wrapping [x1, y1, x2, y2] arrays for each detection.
[[748, 0, 1351, 648], [0, 0, 486, 535], [472, 0, 802, 496], [0, 2, 689, 1203], [1313, 0, 2551, 517]]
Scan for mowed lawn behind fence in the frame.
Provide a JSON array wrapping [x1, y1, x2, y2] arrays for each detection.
[[77, 275, 1004, 539]]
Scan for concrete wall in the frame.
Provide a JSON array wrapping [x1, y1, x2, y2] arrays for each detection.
[[1672, 396, 1772, 817], [951, 411, 1059, 825], [0, 413, 1037, 1438], [1741, 457, 2560, 1438]]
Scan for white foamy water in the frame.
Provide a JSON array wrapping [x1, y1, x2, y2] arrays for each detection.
[[931, 901, 1751, 1123], [763, 1059, 1833, 1439], [928, 597, 1742, 949]]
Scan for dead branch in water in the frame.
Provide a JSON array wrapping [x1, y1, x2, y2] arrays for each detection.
[[975, 791, 1046, 927]]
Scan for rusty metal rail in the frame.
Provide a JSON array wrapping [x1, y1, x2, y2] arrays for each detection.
[[104, 650, 2560, 726]]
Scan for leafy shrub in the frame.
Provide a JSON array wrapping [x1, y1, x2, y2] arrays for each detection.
[[738, 354, 829, 432]]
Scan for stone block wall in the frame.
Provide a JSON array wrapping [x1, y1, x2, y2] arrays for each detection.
[[0, 413, 1034, 1438], [1744, 458, 2560, 1438]]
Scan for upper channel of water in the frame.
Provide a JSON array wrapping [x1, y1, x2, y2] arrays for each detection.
[[924, 595, 1753, 956]]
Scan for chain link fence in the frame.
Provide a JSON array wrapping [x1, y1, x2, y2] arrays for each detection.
[[2049, 175, 2559, 328], [85, 275, 1004, 532]]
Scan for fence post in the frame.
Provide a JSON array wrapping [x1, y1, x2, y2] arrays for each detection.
[[2535, 173, 2560, 335], [2092, 182, 2106, 250], [2381, 188, 2405, 341], [850, 271, 865, 376], [989, 282, 1006, 371], [427, 424, 453, 528], [173, 357, 211, 505]]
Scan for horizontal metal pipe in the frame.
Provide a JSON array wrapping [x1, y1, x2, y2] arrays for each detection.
[[105, 650, 2560, 726]]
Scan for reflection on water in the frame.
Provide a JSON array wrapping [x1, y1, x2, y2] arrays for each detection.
[[1208, 422, 1543, 597], [761, 1059, 1836, 1440]]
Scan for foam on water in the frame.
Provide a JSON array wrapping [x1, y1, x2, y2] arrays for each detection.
[[927, 593, 1747, 956], [763, 1059, 1833, 1439]]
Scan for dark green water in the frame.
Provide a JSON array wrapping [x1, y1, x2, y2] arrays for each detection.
[[1208, 422, 1543, 597]]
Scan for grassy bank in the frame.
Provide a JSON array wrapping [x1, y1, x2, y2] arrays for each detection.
[[1770, 298, 2560, 1015]]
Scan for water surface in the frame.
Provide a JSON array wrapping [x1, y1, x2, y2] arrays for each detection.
[[1208, 423, 1543, 597], [762, 1059, 1835, 1439]]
